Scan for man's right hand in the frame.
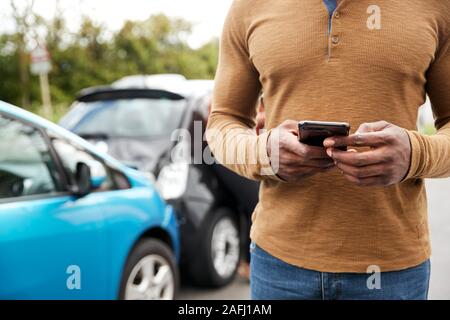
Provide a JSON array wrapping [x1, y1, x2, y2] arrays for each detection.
[[267, 120, 335, 183]]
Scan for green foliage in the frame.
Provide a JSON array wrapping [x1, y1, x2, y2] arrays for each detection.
[[0, 34, 21, 104], [0, 12, 219, 115]]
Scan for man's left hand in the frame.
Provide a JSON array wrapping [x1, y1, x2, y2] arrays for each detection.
[[323, 121, 412, 187]]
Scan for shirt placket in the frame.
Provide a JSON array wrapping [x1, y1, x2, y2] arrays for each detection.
[[327, 0, 346, 62]]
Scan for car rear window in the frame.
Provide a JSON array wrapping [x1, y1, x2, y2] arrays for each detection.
[[69, 98, 186, 138]]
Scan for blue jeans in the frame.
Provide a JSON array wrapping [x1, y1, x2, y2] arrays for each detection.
[[250, 243, 431, 300]]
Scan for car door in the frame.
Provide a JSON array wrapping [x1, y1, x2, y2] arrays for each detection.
[[49, 135, 148, 299], [0, 114, 107, 299]]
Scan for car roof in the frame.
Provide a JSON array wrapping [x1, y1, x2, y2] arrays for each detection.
[[0, 100, 129, 170], [77, 74, 214, 102]]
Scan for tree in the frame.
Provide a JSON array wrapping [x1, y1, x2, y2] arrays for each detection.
[[9, 0, 37, 108], [0, 10, 220, 115], [0, 34, 21, 105]]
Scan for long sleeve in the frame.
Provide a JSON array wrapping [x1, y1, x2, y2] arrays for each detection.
[[405, 34, 450, 179], [206, 1, 278, 181]]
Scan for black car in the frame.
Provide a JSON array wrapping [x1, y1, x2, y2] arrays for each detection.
[[60, 74, 259, 287]]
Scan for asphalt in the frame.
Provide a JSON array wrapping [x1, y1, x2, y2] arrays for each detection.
[[179, 178, 450, 300]]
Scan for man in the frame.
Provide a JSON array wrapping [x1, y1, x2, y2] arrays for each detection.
[[206, 0, 450, 300]]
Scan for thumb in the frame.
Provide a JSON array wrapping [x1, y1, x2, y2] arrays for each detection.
[[280, 119, 300, 135], [356, 121, 391, 134]]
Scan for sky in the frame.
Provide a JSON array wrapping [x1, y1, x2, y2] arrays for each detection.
[[0, 0, 234, 48]]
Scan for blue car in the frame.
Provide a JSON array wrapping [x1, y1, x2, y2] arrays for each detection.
[[0, 101, 180, 300]]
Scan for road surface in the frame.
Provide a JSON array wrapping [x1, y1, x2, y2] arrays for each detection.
[[179, 178, 450, 300]]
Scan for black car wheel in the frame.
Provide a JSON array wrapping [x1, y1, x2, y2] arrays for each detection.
[[119, 239, 179, 300], [188, 208, 240, 287]]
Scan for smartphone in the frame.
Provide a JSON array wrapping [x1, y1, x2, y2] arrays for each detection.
[[298, 121, 350, 150]]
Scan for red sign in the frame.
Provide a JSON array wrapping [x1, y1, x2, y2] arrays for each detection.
[[30, 45, 52, 75]]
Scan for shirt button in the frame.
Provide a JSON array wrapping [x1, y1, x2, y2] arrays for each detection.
[[334, 11, 340, 19], [331, 35, 340, 44]]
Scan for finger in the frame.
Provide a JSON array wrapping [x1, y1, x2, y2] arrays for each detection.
[[357, 121, 391, 134], [301, 144, 330, 159], [335, 162, 387, 179], [282, 138, 329, 159], [327, 148, 386, 167], [342, 174, 388, 187], [324, 132, 388, 148], [309, 159, 335, 168], [283, 155, 334, 167], [280, 119, 301, 132], [270, 130, 300, 156], [281, 154, 335, 167], [299, 159, 335, 168]]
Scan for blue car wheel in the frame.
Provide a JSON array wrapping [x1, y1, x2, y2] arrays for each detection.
[[119, 239, 179, 300]]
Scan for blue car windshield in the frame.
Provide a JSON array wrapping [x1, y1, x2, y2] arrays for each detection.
[[69, 98, 186, 138]]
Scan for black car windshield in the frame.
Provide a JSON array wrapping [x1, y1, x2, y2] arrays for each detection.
[[73, 98, 186, 138]]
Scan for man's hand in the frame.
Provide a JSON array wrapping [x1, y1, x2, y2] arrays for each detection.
[[267, 120, 335, 183], [323, 121, 412, 187]]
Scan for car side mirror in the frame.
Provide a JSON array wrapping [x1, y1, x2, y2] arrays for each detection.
[[73, 162, 92, 197]]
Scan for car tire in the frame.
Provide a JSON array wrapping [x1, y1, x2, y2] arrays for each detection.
[[188, 208, 240, 287], [119, 238, 179, 300]]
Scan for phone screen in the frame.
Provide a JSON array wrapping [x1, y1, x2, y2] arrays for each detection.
[[298, 121, 350, 149]]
